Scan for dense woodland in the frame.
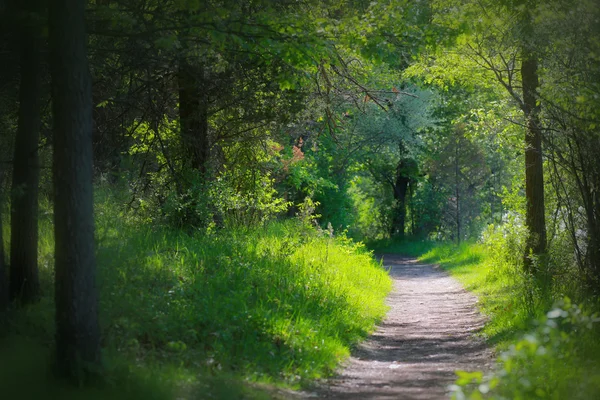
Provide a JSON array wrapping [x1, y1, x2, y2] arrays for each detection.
[[1, 0, 599, 398]]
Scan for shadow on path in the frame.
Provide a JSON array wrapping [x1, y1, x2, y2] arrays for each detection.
[[311, 255, 492, 400]]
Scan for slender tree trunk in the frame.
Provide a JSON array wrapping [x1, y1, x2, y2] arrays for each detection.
[[49, 0, 101, 379], [593, 172, 600, 286], [521, 32, 546, 273], [0, 0, 9, 313], [9, 18, 42, 303], [455, 135, 461, 244], [409, 182, 415, 235], [0, 174, 7, 312], [178, 60, 210, 176], [390, 163, 410, 238], [588, 222, 600, 287], [579, 150, 600, 287]]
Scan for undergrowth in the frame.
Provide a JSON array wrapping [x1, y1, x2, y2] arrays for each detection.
[[1, 188, 391, 399]]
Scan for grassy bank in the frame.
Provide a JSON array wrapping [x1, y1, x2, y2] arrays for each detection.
[[1, 191, 391, 399], [374, 238, 600, 399]]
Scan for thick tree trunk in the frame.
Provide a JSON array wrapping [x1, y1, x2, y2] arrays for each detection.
[[178, 60, 209, 175], [49, 0, 101, 379], [521, 46, 547, 273], [9, 22, 42, 304]]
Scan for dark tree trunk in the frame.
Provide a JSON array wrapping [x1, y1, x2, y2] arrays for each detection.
[[579, 149, 600, 287], [592, 172, 600, 286], [49, 0, 101, 379], [9, 18, 42, 304], [588, 222, 600, 287], [409, 182, 415, 235], [455, 135, 461, 244], [0, 179, 7, 312], [178, 60, 209, 176], [390, 163, 410, 238], [521, 44, 547, 273]]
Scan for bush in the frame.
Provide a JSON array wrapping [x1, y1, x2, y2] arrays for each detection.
[[451, 298, 600, 400]]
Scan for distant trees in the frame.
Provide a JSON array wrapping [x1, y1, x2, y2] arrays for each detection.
[[390, 155, 418, 239], [537, 0, 600, 287], [402, 0, 600, 289]]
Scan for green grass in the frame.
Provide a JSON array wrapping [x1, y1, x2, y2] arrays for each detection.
[[374, 237, 600, 399], [0, 189, 392, 399]]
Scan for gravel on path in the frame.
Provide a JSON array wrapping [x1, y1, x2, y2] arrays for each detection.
[[308, 254, 493, 400]]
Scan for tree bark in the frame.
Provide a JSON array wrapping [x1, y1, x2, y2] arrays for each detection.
[[0, 176, 7, 312], [178, 60, 210, 176], [9, 15, 42, 303], [455, 134, 461, 244], [521, 36, 547, 273], [390, 161, 411, 238], [592, 171, 600, 286], [49, 0, 101, 379]]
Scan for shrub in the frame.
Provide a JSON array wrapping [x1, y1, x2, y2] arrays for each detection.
[[451, 298, 600, 400]]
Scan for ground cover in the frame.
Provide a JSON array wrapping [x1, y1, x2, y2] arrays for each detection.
[[0, 189, 391, 399]]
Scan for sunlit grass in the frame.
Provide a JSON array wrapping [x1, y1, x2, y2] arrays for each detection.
[[1, 188, 391, 399]]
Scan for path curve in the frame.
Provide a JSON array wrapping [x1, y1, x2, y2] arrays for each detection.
[[314, 254, 493, 399]]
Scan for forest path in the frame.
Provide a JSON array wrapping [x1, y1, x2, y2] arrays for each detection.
[[307, 254, 493, 400]]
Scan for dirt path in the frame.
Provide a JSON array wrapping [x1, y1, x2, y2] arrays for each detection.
[[310, 254, 493, 400]]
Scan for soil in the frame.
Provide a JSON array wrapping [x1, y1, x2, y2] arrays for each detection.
[[297, 254, 494, 400]]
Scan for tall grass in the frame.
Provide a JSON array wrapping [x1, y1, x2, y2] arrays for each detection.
[[0, 188, 391, 399]]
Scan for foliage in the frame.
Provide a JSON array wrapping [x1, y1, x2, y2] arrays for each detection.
[[125, 117, 291, 229], [451, 299, 600, 400]]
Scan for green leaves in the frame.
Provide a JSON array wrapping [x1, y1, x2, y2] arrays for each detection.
[[455, 370, 484, 386], [451, 298, 600, 400]]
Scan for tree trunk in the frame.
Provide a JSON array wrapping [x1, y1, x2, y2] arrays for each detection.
[[580, 152, 600, 288], [0, 176, 7, 312], [455, 135, 461, 244], [588, 222, 600, 287], [521, 40, 547, 273], [390, 162, 410, 238], [409, 182, 415, 235], [593, 172, 600, 287], [178, 60, 210, 176], [9, 18, 42, 304], [49, 0, 101, 379]]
